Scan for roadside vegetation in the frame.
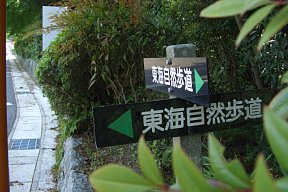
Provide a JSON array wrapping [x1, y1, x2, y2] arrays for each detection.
[[8, 0, 288, 189], [6, 0, 42, 60], [88, 1, 288, 191]]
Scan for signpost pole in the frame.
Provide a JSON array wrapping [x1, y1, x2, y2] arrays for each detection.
[[0, 0, 10, 191], [166, 44, 202, 169]]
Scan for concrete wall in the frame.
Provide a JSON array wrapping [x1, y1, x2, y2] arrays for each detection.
[[57, 137, 93, 192], [17, 56, 38, 82]]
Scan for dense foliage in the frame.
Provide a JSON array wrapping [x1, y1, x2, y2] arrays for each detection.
[[6, 0, 41, 36], [33, 0, 288, 178], [165, 0, 243, 92], [13, 20, 42, 61], [89, 1, 288, 191], [7, 0, 43, 60], [36, 0, 288, 132], [36, 0, 183, 135]]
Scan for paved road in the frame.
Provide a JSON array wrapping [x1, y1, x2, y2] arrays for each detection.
[[6, 56, 17, 136]]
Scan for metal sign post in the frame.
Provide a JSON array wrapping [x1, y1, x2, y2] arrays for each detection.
[[166, 44, 202, 168], [0, 0, 10, 191]]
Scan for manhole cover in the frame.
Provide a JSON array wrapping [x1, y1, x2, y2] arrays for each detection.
[[10, 139, 41, 150]]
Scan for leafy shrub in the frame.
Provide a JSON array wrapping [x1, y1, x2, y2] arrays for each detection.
[[36, 1, 287, 182], [36, 0, 287, 133], [172, 0, 287, 92], [7, 0, 42, 61], [6, 0, 41, 36], [89, 1, 288, 191], [14, 20, 42, 61], [170, 0, 243, 92], [36, 1, 183, 135]]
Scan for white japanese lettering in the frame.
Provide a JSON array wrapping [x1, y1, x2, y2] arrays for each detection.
[[170, 67, 177, 88], [152, 66, 194, 92], [206, 102, 226, 125], [141, 97, 263, 134], [176, 67, 184, 89], [187, 104, 205, 126], [164, 67, 170, 85], [245, 97, 262, 119], [158, 67, 164, 84], [164, 107, 185, 130], [226, 99, 244, 122], [142, 109, 164, 133], [184, 68, 193, 92], [152, 66, 158, 83]]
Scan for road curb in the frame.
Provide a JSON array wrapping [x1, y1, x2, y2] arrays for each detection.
[[7, 60, 21, 144]]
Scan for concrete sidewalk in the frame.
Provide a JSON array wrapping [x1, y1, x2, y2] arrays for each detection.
[[7, 41, 59, 192]]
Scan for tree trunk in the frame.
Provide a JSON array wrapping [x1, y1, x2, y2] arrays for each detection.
[[234, 15, 264, 89]]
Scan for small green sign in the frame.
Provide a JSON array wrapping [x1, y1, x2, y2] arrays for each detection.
[[144, 57, 209, 106], [194, 69, 204, 94], [108, 109, 134, 138]]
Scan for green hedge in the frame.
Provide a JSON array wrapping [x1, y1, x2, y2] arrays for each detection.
[[36, 1, 182, 135], [14, 20, 42, 61]]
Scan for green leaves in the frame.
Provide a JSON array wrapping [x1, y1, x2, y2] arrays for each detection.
[[200, 0, 270, 18], [276, 178, 288, 192], [258, 5, 288, 50], [208, 134, 250, 189], [173, 144, 210, 192], [253, 155, 278, 192], [201, 0, 288, 50], [7, 0, 42, 36], [89, 165, 153, 192], [90, 125, 288, 192], [200, 0, 248, 18], [282, 71, 288, 84], [269, 87, 288, 119], [236, 4, 276, 46], [89, 137, 165, 192], [264, 107, 288, 171], [138, 137, 164, 186]]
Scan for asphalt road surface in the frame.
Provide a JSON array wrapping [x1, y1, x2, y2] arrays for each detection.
[[6, 58, 17, 136]]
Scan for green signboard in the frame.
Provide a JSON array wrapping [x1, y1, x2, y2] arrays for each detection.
[[93, 89, 272, 148]]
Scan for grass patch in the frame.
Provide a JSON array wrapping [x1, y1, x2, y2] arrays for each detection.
[[76, 129, 175, 184]]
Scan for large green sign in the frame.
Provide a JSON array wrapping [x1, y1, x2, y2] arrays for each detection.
[[93, 89, 272, 148]]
